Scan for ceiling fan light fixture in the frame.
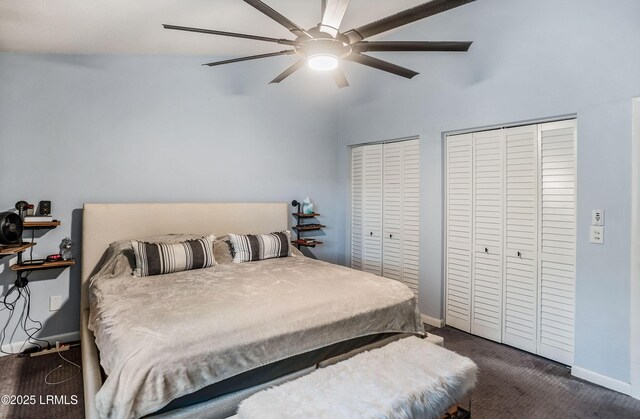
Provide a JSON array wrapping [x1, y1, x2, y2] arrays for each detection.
[[307, 54, 339, 71]]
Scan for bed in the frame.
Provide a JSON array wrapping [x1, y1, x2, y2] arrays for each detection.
[[81, 203, 424, 419]]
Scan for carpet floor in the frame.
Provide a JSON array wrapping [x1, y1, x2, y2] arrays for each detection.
[[426, 325, 640, 418], [0, 345, 84, 419], [0, 328, 639, 418]]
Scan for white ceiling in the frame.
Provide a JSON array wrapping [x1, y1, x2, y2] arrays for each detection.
[[0, 0, 427, 56]]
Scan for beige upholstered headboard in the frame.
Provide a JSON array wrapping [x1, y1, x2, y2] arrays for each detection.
[[81, 203, 288, 311]]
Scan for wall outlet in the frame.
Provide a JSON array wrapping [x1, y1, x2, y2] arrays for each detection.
[[49, 295, 62, 311], [590, 226, 604, 244], [592, 209, 605, 226]]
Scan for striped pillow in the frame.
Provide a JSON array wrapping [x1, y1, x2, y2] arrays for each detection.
[[131, 235, 216, 277], [229, 231, 291, 263]]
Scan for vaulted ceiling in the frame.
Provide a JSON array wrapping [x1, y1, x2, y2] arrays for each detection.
[[0, 0, 427, 55]]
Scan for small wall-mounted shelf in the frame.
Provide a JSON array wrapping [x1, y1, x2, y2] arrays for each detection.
[[291, 200, 325, 249], [11, 259, 75, 272], [23, 220, 61, 229], [291, 239, 323, 248], [292, 223, 326, 232], [0, 242, 36, 259], [292, 212, 321, 218], [6, 219, 73, 286]]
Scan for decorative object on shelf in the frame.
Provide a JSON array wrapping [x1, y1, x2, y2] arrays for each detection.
[[38, 200, 52, 216], [302, 196, 314, 215], [291, 199, 325, 249], [60, 237, 73, 260], [26, 203, 35, 216], [0, 211, 23, 245], [15, 200, 28, 219]]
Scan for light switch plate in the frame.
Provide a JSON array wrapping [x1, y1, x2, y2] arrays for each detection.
[[592, 209, 605, 226], [590, 226, 604, 244]]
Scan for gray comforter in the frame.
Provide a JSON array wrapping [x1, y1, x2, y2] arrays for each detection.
[[89, 243, 424, 418]]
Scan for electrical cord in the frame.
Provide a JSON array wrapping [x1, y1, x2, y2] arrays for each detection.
[[0, 280, 49, 355], [44, 346, 81, 385]]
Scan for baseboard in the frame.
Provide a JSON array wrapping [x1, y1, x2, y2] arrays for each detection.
[[0, 331, 80, 357], [421, 313, 445, 328], [571, 365, 631, 396]]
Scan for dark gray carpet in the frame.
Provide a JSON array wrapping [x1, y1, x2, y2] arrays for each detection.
[[1, 329, 639, 418], [0, 346, 84, 419], [426, 325, 640, 419]]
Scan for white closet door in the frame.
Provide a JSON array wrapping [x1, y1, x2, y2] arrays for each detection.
[[472, 129, 504, 342], [401, 139, 420, 299], [351, 146, 364, 270], [503, 125, 538, 352], [362, 144, 383, 276], [538, 120, 576, 365], [382, 142, 403, 281], [445, 133, 473, 332]]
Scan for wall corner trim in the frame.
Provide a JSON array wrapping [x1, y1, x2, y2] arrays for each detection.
[[571, 365, 631, 396], [421, 313, 445, 328]]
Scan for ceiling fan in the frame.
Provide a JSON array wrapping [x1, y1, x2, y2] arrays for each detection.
[[164, 0, 475, 88]]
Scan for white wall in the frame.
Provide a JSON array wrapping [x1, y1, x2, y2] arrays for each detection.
[[336, 0, 640, 385], [0, 53, 341, 348]]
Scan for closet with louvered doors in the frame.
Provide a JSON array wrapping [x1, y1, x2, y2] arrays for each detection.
[[351, 139, 420, 300], [444, 119, 576, 365]]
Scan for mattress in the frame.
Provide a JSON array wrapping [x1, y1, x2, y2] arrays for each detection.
[[89, 247, 424, 419]]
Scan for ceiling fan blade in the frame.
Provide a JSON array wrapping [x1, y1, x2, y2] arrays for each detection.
[[344, 0, 475, 43], [163, 24, 297, 46], [203, 50, 295, 67], [332, 68, 350, 88], [319, 0, 351, 37], [243, 0, 310, 38], [353, 41, 472, 52], [345, 53, 418, 79], [270, 59, 306, 84]]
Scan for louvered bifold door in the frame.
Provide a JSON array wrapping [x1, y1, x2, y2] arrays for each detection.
[[382, 142, 403, 281], [503, 125, 538, 352], [445, 133, 473, 332], [401, 139, 420, 299], [471, 129, 504, 342], [538, 120, 576, 365], [351, 146, 364, 270], [362, 144, 384, 276]]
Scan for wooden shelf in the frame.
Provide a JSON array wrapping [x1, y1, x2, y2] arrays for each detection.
[[0, 242, 36, 258], [292, 213, 320, 218], [292, 224, 326, 232], [23, 220, 61, 229], [291, 240, 323, 248], [11, 259, 75, 272]]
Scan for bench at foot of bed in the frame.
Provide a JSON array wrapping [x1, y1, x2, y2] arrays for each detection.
[[232, 335, 477, 419]]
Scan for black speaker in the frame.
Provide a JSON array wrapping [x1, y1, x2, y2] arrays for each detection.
[[0, 212, 23, 245], [38, 200, 51, 216]]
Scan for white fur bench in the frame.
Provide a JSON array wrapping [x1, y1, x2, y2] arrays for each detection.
[[233, 336, 477, 419]]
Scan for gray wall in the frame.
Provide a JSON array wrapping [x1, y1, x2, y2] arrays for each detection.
[[0, 53, 341, 346], [336, 0, 639, 383], [1, 0, 638, 388]]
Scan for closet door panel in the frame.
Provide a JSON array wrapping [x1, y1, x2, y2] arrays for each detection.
[[351, 146, 364, 270], [472, 129, 504, 342], [503, 125, 538, 352], [538, 120, 576, 365], [362, 144, 383, 276], [401, 140, 420, 299], [445, 133, 473, 332], [382, 142, 403, 281]]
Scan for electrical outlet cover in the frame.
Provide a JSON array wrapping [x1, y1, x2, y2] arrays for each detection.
[[49, 295, 62, 311]]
